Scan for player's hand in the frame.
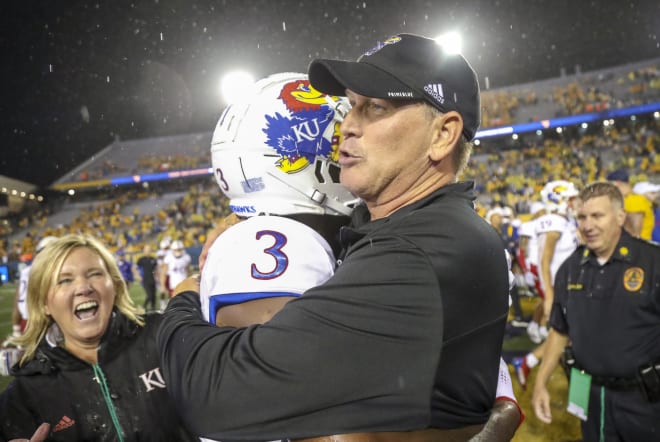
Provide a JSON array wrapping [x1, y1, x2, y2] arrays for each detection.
[[531, 385, 552, 424], [199, 213, 242, 271], [9, 422, 50, 442], [172, 274, 200, 297]]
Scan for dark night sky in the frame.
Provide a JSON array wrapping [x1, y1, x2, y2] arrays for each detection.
[[1, 0, 659, 188]]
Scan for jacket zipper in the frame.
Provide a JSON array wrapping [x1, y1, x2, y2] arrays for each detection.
[[92, 363, 125, 442]]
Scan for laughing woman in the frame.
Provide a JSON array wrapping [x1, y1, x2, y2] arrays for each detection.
[[0, 234, 196, 442]]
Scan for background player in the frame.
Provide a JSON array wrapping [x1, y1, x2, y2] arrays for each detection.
[[161, 239, 191, 300], [156, 237, 171, 310], [1, 236, 58, 376], [513, 180, 580, 389], [5, 236, 57, 346]]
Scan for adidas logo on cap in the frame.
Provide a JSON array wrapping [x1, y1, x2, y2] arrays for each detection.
[[424, 83, 445, 105]]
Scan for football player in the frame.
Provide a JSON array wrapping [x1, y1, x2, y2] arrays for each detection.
[[513, 180, 580, 389], [162, 239, 192, 298]]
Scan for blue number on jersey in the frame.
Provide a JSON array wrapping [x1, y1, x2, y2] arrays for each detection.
[[251, 230, 288, 280]]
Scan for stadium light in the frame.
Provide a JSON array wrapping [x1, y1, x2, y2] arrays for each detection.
[[219, 70, 256, 105], [435, 31, 463, 55]]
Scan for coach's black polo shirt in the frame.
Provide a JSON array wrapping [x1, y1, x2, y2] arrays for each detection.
[[549, 231, 660, 378]]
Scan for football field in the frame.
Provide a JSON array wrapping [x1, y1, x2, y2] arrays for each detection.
[[0, 284, 580, 441]]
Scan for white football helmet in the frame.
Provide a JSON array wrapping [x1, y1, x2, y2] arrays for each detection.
[[541, 180, 579, 215], [159, 238, 171, 250], [211, 72, 358, 217], [170, 240, 184, 257]]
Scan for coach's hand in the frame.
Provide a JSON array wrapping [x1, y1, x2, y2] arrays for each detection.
[[199, 213, 242, 271]]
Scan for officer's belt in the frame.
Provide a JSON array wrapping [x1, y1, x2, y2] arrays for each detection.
[[291, 424, 484, 442], [590, 374, 639, 391]]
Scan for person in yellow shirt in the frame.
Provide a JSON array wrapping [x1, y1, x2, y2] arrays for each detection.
[[631, 181, 660, 240], [607, 169, 654, 240]]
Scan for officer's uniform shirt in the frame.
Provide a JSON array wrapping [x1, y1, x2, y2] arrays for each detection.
[[549, 231, 660, 378]]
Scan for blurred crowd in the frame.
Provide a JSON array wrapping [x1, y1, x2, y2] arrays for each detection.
[[59, 60, 660, 182], [0, 182, 231, 282], [1, 60, 659, 285]]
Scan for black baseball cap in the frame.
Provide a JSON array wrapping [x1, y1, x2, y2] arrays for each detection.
[[308, 33, 481, 141]]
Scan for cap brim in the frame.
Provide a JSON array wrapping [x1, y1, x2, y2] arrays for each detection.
[[309, 59, 422, 99]]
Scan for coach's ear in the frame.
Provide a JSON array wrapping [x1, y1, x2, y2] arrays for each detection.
[[428, 110, 462, 163]]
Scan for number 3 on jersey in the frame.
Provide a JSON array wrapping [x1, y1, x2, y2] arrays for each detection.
[[251, 230, 288, 280]]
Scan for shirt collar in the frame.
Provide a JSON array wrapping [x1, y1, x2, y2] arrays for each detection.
[[339, 181, 476, 251], [351, 181, 476, 228], [580, 230, 635, 265]]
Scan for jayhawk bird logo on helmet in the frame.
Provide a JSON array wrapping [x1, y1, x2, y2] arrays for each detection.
[[541, 180, 579, 215], [211, 72, 357, 217]]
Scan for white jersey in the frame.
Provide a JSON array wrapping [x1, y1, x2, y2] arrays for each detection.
[[200, 215, 335, 324], [536, 213, 578, 288], [164, 252, 191, 290], [17, 265, 31, 320], [518, 218, 540, 267]]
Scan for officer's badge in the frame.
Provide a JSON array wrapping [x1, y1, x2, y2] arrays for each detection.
[[623, 267, 644, 292]]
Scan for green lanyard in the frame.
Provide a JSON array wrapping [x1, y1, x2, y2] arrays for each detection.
[[599, 386, 605, 442], [92, 363, 125, 442]]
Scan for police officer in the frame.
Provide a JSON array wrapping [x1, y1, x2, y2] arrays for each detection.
[[532, 181, 660, 441]]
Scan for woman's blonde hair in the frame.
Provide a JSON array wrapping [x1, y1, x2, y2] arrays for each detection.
[[16, 234, 143, 364]]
